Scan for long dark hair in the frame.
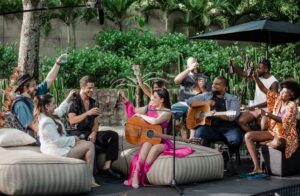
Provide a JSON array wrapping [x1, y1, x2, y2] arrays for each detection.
[[153, 88, 172, 135], [153, 88, 171, 109], [151, 80, 165, 91], [33, 94, 63, 135]]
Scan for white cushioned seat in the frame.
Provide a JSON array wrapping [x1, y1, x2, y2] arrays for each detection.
[[109, 131, 224, 185], [0, 147, 91, 195], [100, 126, 224, 185]]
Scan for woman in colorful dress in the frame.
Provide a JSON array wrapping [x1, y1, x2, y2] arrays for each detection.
[[245, 73, 300, 176]]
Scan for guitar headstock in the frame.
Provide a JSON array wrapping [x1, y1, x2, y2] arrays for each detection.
[[226, 110, 236, 116]]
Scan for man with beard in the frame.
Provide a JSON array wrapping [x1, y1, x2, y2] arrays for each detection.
[[187, 76, 243, 156], [172, 57, 211, 138], [231, 59, 278, 132], [13, 54, 67, 134], [68, 76, 121, 179]]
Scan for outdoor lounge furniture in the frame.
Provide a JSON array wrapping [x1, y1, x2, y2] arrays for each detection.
[[100, 126, 224, 185], [260, 145, 300, 177], [0, 146, 91, 195]]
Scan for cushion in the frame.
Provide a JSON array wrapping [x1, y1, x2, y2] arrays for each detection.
[[0, 128, 36, 147], [0, 148, 91, 195], [112, 143, 224, 185]]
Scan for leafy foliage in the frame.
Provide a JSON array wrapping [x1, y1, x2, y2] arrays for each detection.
[[0, 44, 18, 79]]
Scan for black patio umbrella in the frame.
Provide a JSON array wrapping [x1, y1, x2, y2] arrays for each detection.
[[190, 19, 300, 56]]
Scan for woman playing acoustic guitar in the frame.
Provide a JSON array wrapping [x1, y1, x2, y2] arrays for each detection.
[[118, 88, 193, 189]]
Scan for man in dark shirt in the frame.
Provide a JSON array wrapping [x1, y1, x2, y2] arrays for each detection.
[[68, 76, 121, 179], [187, 76, 243, 155], [172, 57, 212, 138]]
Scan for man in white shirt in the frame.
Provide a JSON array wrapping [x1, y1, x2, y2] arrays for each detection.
[[232, 59, 279, 132]]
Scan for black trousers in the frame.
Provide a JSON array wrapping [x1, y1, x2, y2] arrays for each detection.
[[95, 130, 119, 162], [68, 129, 119, 162]]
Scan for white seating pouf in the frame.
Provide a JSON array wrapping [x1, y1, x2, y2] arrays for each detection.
[[0, 147, 91, 195], [112, 143, 224, 185]]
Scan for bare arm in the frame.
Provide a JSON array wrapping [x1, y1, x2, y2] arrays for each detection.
[[137, 111, 171, 125], [45, 62, 61, 88], [174, 68, 190, 84], [68, 107, 99, 125], [232, 64, 247, 77], [261, 110, 282, 123], [136, 75, 151, 98], [252, 71, 268, 95]]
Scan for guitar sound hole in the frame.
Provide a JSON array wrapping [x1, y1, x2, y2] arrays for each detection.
[[147, 130, 154, 138]]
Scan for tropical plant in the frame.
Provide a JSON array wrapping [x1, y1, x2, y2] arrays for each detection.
[[180, 0, 230, 35], [138, 0, 183, 33], [103, 0, 138, 31]]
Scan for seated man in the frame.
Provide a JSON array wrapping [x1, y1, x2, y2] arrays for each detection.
[[13, 54, 67, 135], [68, 76, 121, 179], [172, 57, 211, 138], [231, 59, 278, 132], [187, 76, 243, 156]]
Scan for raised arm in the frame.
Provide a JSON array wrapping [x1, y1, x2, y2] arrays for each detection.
[[136, 75, 152, 98], [45, 54, 67, 88], [252, 71, 268, 95], [231, 60, 247, 78]]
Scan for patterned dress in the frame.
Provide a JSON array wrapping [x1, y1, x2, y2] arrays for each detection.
[[266, 90, 298, 158]]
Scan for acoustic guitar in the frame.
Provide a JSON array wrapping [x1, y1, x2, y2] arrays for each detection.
[[125, 116, 203, 145], [186, 105, 236, 129]]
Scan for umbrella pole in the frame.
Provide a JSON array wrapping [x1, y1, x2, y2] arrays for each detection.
[[266, 44, 269, 58]]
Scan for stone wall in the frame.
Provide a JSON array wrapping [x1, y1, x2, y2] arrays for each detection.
[[92, 89, 126, 126], [87, 88, 179, 126]]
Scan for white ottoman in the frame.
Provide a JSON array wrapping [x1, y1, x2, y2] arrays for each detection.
[[112, 143, 224, 185], [0, 147, 91, 195]]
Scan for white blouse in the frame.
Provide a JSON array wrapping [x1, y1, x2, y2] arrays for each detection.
[[38, 101, 76, 157]]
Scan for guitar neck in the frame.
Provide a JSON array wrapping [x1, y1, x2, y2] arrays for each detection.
[[152, 132, 189, 143]]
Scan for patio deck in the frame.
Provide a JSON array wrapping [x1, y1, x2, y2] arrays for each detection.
[[85, 159, 300, 196]]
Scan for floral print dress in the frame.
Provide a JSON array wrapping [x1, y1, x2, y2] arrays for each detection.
[[266, 90, 298, 158]]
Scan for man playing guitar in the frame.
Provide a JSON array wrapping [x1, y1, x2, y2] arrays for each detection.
[[186, 76, 243, 157]]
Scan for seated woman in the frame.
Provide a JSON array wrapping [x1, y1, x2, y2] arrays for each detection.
[[245, 73, 300, 175], [118, 88, 193, 189], [33, 90, 99, 187]]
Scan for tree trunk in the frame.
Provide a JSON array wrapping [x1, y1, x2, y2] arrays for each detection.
[[18, 0, 44, 80], [71, 20, 76, 48], [163, 11, 168, 33], [184, 12, 190, 36]]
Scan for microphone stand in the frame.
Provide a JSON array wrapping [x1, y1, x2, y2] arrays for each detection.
[[170, 111, 184, 195], [148, 108, 184, 195]]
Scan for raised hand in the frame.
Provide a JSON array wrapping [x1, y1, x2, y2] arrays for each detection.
[[188, 62, 199, 72], [56, 53, 68, 65], [117, 90, 128, 103], [66, 90, 77, 102]]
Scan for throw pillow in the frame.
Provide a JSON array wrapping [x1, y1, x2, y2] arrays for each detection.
[[0, 128, 36, 147]]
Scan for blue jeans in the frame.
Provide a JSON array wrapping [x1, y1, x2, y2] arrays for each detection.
[[195, 125, 243, 153], [171, 101, 189, 120]]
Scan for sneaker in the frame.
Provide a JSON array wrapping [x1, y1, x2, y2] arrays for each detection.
[[101, 169, 122, 179]]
